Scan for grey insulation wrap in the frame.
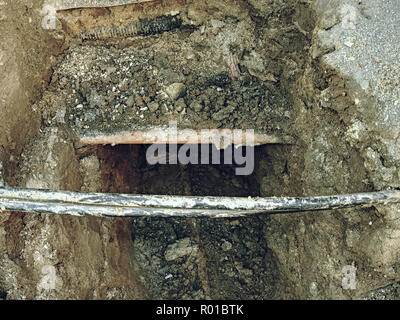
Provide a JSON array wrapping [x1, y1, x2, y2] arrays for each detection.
[[0, 187, 399, 218]]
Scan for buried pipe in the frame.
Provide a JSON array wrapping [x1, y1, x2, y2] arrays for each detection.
[[0, 186, 399, 218], [50, 0, 154, 11], [79, 129, 290, 148]]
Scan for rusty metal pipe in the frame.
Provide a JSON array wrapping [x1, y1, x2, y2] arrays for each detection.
[[80, 129, 289, 148]]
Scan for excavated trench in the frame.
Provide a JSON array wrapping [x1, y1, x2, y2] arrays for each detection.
[[27, 0, 311, 197], [2, 0, 315, 299], [4, 0, 388, 300], [3, 0, 312, 299]]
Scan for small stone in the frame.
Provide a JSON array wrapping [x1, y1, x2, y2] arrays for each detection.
[[135, 95, 144, 107], [344, 41, 354, 47], [212, 105, 235, 121], [221, 240, 232, 251], [190, 100, 203, 112], [164, 238, 198, 261], [211, 19, 225, 29], [165, 83, 186, 101], [88, 90, 105, 108], [148, 102, 159, 112], [118, 80, 129, 91], [131, 65, 141, 73], [126, 95, 135, 107], [174, 98, 186, 112], [54, 108, 66, 124], [106, 66, 117, 74], [360, 79, 370, 90]]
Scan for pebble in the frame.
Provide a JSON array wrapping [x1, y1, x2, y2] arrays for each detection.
[[148, 101, 159, 112], [190, 100, 203, 112], [135, 95, 144, 107], [166, 83, 186, 101], [54, 108, 66, 124], [126, 95, 135, 107], [164, 238, 198, 262], [221, 240, 232, 251], [174, 98, 186, 112], [344, 41, 354, 48], [211, 19, 225, 29]]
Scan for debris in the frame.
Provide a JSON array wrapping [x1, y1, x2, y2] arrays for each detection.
[[54, 0, 153, 11], [165, 83, 186, 101], [190, 100, 203, 112], [174, 98, 186, 112], [165, 238, 198, 261], [148, 102, 160, 112], [227, 52, 240, 79]]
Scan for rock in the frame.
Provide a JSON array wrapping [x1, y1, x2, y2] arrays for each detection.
[[174, 98, 186, 112], [148, 101, 159, 112], [212, 105, 235, 121], [210, 19, 225, 30], [106, 66, 117, 74], [164, 238, 198, 262], [54, 108, 66, 124], [135, 95, 144, 107], [126, 95, 135, 107], [221, 240, 232, 251], [165, 83, 186, 101], [190, 100, 203, 112], [161, 70, 184, 84], [88, 90, 106, 108]]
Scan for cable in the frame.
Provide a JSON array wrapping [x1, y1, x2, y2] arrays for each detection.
[[0, 187, 399, 218]]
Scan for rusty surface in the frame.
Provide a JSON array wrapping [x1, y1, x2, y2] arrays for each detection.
[[80, 129, 287, 148], [49, 0, 153, 10]]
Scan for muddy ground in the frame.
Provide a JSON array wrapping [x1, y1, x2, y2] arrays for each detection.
[[0, 0, 399, 300]]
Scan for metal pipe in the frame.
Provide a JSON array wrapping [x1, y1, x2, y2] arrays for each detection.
[[54, 0, 153, 11], [80, 129, 288, 148], [0, 187, 399, 218]]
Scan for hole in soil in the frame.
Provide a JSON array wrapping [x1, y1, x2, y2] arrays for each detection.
[[77, 142, 299, 199], [95, 144, 261, 197]]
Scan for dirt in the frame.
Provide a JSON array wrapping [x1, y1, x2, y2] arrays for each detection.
[[38, 1, 309, 140], [0, 0, 66, 186], [1, 0, 400, 300]]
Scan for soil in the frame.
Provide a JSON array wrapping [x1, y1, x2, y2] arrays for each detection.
[[37, 2, 310, 140]]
